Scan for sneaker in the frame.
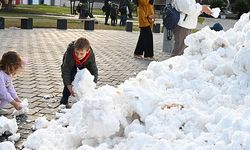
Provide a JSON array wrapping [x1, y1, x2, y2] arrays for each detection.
[[133, 54, 143, 59], [65, 103, 71, 109], [144, 57, 157, 61], [105, 23, 110, 25]]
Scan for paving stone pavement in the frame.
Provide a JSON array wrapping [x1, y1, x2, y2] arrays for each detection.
[[0, 29, 169, 149]]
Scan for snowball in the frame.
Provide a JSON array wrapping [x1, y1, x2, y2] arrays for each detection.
[[211, 7, 221, 18]]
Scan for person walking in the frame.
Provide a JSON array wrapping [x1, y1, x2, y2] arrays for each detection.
[[134, 0, 156, 61], [170, 0, 212, 57], [104, 0, 112, 25]]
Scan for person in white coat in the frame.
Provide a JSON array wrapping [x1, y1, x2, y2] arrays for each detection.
[[171, 0, 212, 57]]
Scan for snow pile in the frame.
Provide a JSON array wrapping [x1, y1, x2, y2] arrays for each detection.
[[24, 13, 250, 149], [0, 116, 18, 136], [33, 117, 49, 130], [0, 141, 16, 150], [0, 116, 20, 143], [72, 69, 96, 99]]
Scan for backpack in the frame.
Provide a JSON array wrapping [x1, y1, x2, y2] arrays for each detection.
[[162, 3, 180, 30]]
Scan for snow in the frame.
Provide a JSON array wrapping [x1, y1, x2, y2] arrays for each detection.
[[12, 99, 29, 117], [22, 12, 250, 149], [33, 117, 49, 130], [2, 13, 250, 150], [0, 116, 18, 137], [0, 141, 16, 150], [211, 8, 221, 18]]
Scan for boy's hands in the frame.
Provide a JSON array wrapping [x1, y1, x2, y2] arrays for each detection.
[[10, 100, 22, 110], [67, 85, 75, 97]]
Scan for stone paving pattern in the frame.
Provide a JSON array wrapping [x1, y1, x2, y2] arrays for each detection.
[[0, 29, 169, 149]]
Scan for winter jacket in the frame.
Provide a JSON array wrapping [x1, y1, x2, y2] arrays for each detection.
[[104, 0, 111, 13], [137, 0, 154, 27], [0, 70, 17, 108], [61, 42, 98, 86], [174, 0, 202, 29]]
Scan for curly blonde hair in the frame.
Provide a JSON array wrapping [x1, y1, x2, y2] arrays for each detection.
[[0, 51, 23, 75]]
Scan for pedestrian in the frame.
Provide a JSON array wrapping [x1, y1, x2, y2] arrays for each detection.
[[119, 0, 129, 26], [134, 0, 156, 61], [119, 3, 127, 26], [60, 37, 98, 107], [170, 0, 212, 57], [77, 0, 89, 19], [110, 3, 119, 26], [0, 51, 23, 110], [104, 0, 112, 25]]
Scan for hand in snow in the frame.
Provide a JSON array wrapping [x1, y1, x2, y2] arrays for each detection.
[[14, 98, 22, 102], [10, 101, 22, 110], [67, 85, 75, 97]]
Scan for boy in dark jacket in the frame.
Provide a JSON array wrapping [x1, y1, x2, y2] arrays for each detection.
[[60, 37, 98, 106]]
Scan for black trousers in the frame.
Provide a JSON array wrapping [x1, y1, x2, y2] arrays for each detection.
[[134, 26, 154, 57], [105, 10, 110, 24], [60, 67, 77, 104]]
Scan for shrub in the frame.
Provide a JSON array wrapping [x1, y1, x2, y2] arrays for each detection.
[[233, 0, 250, 18], [210, 0, 226, 10]]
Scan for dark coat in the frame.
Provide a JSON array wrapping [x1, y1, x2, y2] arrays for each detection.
[[61, 41, 98, 86], [104, 0, 111, 13]]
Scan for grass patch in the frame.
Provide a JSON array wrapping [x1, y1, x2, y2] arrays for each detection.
[[198, 17, 205, 24], [2, 4, 70, 15]]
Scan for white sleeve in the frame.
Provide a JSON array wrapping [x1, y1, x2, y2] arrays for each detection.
[[175, 0, 202, 16]]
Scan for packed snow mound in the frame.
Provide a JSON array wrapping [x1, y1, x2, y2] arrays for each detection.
[[233, 47, 250, 75], [0, 116, 18, 136], [33, 117, 49, 130], [0, 141, 16, 150], [24, 13, 250, 149], [72, 68, 96, 99]]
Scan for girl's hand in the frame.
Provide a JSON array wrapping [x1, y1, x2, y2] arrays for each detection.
[[10, 101, 22, 110], [15, 98, 22, 102]]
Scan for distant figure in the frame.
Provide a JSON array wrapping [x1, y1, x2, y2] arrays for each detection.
[[110, 3, 119, 26], [119, 3, 127, 26], [60, 38, 98, 107], [119, 0, 129, 25], [210, 22, 223, 31], [104, 0, 112, 25], [77, 0, 89, 19], [0, 51, 24, 110]]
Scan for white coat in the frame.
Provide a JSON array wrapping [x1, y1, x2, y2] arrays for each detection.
[[174, 0, 202, 29]]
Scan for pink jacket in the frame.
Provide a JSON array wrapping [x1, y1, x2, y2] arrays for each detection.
[[0, 70, 17, 108]]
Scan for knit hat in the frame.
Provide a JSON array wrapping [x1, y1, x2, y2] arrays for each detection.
[[210, 23, 223, 31]]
